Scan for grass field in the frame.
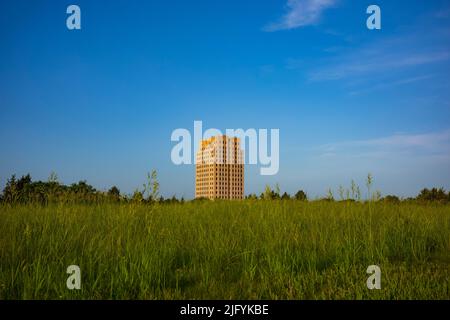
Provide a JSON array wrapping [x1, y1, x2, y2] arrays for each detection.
[[0, 200, 449, 299]]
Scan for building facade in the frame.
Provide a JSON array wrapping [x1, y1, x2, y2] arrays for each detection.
[[195, 135, 244, 200]]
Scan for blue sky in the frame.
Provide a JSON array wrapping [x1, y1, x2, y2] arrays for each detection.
[[1, 0, 450, 199]]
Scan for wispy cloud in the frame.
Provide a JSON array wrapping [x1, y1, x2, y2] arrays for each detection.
[[349, 74, 435, 96], [258, 64, 275, 76], [284, 58, 305, 70], [305, 29, 450, 96], [309, 130, 450, 197], [434, 8, 450, 19], [310, 50, 450, 81], [264, 0, 337, 32], [319, 129, 450, 158]]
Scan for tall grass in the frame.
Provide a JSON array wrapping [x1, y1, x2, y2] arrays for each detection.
[[0, 201, 449, 299]]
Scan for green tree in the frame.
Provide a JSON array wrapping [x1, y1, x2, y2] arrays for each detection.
[[417, 188, 448, 202], [132, 190, 144, 203], [2, 174, 18, 203], [107, 186, 121, 202], [274, 183, 281, 198], [246, 194, 258, 200], [2, 174, 34, 203], [294, 190, 307, 201], [281, 192, 291, 200], [382, 195, 400, 203]]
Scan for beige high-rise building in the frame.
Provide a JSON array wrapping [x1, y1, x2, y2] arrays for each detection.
[[195, 135, 244, 200]]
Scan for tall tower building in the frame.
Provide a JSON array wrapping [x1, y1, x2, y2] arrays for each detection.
[[195, 135, 244, 200]]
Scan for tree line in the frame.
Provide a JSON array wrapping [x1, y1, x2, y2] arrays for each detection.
[[0, 171, 179, 205], [246, 185, 450, 204], [1, 172, 450, 205]]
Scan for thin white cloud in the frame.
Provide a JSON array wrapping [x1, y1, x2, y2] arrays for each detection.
[[434, 8, 450, 19], [349, 74, 435, 96], [264, 0, 337, 32], [285, 57, 305, 70], [310, 50, 450, 81], [319, 129, 450, 158], [305, 29, 450, 96]]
